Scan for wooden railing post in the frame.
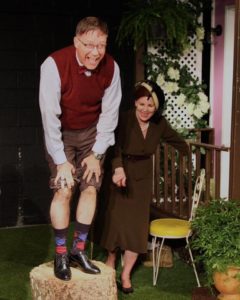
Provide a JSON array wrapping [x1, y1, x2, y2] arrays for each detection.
[[214, 150, 221, 198], [152, 141, 229, 219]]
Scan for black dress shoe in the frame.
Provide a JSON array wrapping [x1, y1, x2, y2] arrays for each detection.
[[54, 253, 71, 281], [69, 251, 101, 274], [117, 281, 134, 294]]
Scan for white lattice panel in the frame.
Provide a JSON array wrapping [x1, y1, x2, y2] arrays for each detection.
[[148, 36, 203, 129]]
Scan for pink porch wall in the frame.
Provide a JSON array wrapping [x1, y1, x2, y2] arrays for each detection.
[[213, 0, 234, 145]]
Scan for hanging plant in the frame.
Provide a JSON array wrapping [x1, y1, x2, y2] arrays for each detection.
[[117, 0, 211, 52], [117, 0, 211, 132]]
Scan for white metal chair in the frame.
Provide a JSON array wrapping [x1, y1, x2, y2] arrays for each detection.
[[149, 169, 205, 287]]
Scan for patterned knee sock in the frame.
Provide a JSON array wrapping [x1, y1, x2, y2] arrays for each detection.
[[71, 221, 90, 254], [53, 227, 68, 255]]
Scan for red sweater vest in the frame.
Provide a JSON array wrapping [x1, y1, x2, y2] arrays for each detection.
[[51, 46, 114, 129]]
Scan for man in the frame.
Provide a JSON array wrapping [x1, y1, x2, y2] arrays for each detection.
[[39, 16, 122, 281]]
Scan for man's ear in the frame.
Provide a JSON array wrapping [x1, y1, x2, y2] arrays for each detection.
[[73, 36, 79, 48]]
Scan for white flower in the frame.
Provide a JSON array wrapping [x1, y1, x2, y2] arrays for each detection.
[[167, 67, 180, 81], [195, 40, 203, 52], [156, 73, 165, 86], [186, 103, 195, 116], [176, 93, 186, 107], [163, 81, 179, 93], [200, 100, 210, 113], [193, 107, 204, 118], [196, 27, 205, 40], [198, 92, 208, 103]]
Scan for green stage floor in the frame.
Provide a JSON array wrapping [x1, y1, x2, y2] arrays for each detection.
[[0, 224, 201, 300]]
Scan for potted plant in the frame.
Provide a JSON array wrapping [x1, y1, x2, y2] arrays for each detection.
[[191, 199, 240, 299]]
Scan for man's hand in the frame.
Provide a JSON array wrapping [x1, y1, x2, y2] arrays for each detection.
[[55, 161, 75, 189], [112, 167, 126, 187], [82, 154, 101, 183]]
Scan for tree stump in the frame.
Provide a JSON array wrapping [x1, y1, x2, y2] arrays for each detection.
[[30, 261, 117, 300]]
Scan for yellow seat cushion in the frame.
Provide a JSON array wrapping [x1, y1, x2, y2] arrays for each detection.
[[150, 218, 191, 238]]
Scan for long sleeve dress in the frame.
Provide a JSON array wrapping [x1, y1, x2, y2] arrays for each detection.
[[100, 109, 189, 254]]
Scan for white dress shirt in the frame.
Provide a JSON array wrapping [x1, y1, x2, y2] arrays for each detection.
[[39, 55, 122, 165]]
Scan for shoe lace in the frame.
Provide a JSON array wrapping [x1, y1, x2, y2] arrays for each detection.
[[57, 253, 69, 267]]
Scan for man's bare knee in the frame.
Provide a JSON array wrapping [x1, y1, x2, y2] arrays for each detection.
[[54, 188, 72, 203], [81, 186, 97, 200]]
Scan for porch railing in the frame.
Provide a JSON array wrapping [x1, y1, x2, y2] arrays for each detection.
[[151, 141, 230, 220]]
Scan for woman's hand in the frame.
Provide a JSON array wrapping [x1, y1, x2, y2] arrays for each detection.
[[112, 167, 126, 187]]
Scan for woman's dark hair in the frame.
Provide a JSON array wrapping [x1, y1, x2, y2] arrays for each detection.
[[134, 80, 165, 121]]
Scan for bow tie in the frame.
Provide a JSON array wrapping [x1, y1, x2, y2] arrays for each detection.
[[78, 66, 88, 74]]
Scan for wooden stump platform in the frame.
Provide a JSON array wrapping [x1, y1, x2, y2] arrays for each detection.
[[30, 260, 117, 300]]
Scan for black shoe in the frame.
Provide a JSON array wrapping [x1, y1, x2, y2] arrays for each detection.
[[117, 281, 134, 294], [69, 251, 101, 274], [54, 253, 71, 281]]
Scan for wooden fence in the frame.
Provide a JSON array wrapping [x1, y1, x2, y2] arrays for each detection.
[[151, 141, 230, 220]]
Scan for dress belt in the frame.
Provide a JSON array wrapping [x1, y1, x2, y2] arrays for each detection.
[[123, 154, 151, 161]]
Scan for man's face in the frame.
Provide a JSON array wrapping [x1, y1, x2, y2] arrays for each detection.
[[74, 29, 107, 70]]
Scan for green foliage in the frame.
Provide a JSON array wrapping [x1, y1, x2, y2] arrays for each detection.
[[117, 0, 212, 131], [144, 52, 209, 130], [117, 0, 211, 51], [191, 199, 240, 284]]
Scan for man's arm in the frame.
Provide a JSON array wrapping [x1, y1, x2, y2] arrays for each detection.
[[82, 61, 122, 183], [92, 61, 122, 155], [39, 57, 67, 165], [39, 57, 75, 188]]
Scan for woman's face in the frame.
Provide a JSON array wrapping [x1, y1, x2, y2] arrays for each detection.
[[135, 96, 156, 122]]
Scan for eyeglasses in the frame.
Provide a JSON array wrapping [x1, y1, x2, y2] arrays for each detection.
[[77, 38, 107, 52]]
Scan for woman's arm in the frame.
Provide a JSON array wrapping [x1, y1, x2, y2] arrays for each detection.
[[161, 117, 189, 155]]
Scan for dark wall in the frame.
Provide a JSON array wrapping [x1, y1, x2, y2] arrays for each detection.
[[0, 0, 135, 227]]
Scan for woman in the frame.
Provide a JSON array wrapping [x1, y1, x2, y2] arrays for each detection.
[[100, 80, 189, 293]]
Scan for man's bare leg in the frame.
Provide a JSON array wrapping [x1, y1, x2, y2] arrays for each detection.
[[76, 186, 97, 224], [50, 188, 72, 228]]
